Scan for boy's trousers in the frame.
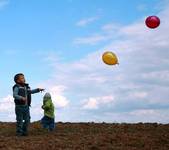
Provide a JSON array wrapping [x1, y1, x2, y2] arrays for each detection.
[[15, 105, 30, 135]]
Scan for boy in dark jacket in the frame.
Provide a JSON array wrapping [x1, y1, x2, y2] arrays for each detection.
[[13, 73, 44, 136]]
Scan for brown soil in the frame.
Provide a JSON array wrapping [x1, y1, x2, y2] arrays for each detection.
[[0, 121, 169, 150]]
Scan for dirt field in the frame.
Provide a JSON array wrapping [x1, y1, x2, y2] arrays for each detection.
[[0, 121, 169, 150]]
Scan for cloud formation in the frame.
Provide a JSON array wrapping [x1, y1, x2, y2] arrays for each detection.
[[41, 3, 169, 123], [83, 96, 115, 109], [76, 16, 99, 27]]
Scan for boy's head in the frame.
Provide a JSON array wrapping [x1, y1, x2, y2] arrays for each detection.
[[14, 73, 26, 84]]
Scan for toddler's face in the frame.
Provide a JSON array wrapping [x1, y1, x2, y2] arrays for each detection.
[[17, 75, 26, 84]]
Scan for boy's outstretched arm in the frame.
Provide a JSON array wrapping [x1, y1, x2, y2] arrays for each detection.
[[30, 88, 45, 94]]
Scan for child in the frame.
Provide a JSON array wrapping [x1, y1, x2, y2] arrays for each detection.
[[41, 92, 55, 131], [13, 73, 44, 136]]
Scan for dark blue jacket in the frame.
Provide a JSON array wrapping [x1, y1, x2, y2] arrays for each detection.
[[13, 83, 40, 106]]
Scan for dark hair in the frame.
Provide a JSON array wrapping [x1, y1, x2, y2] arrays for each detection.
[[14, 73, 24, 83]]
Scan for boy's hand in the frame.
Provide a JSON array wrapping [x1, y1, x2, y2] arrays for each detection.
[[38, 88, 45, 92], [22, 97, 27, 101], [21, 97, 27, 103]]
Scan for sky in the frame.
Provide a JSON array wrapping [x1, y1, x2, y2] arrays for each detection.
[[0, 0, 169, 123]]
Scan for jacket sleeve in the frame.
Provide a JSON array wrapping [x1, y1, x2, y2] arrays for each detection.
[[30, 88, 40, 94], [42, 101, 51, 110], [13, 86, 23, 100]]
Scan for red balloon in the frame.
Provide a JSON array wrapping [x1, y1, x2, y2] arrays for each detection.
[[145, 16, 160, 29]]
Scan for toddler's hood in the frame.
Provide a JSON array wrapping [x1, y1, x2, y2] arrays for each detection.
[[43, 92, 51, 99]]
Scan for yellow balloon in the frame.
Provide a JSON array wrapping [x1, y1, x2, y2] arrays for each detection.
[[102, 51, 119, 65]]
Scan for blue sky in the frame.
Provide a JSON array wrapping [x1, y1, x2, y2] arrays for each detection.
[[0, 0, 169, 123]]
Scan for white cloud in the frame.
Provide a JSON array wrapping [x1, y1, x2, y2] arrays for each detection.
[[102, 23, 121, 32], [74, 23, 120, 45], [0, 95, 14, 113], [129, 91, 148, 99], [83, 95, 115, 109], [141, 71, 169, 81], [129, 109, 155, 116], [49, 86, 69, 108], [0, 95, 16, 122], [76, 16, 99, 27], [128, 109, 169, 123], [104, 108, 169, 123], [83, 98, 98, 109], [74, 34, 111, 45]]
